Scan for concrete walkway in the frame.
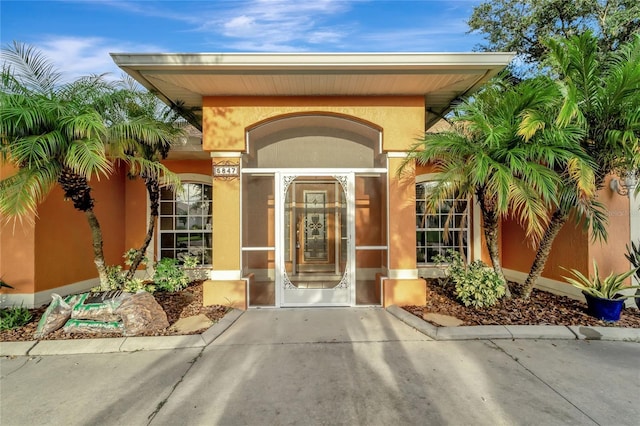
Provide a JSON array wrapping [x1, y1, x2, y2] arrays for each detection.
[[1, 308, 639, 425]]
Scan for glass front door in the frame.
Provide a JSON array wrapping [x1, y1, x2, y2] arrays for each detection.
[[277, 173, 354, 306]]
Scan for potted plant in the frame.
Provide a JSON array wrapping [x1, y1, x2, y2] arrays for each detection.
[[563, 261, 640, 322], [624, 241, 640, 309]]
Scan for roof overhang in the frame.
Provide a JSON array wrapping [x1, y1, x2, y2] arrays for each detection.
[[110, 52, 514, 131]]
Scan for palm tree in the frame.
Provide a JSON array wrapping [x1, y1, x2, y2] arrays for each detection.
[[107, 77, 182, 280], [520, 32, 640, 298], [404, 76, 594, 298], [1, 42, 181, 290], [1, 42, 113, 287]]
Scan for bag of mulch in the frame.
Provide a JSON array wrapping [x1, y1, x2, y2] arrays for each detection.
[[34, 293, 79, 339], [63, 319, 124, 335], [70, 290, 131, 322]]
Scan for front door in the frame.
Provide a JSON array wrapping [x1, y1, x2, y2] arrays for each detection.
[[277, 173, 354, 306]]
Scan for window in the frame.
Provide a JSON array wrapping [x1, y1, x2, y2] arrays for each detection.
[[416, 181, 468, 264], [159, 182, 212, 265]]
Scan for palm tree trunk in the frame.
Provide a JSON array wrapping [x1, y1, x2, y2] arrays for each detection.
[[58, 168, 109, 290], [478, 188, 511, 298], [481, 208, 511, 298], [521, 209, 568, 299], [85, 209, 109, 290], [125, 176, 159, 280]]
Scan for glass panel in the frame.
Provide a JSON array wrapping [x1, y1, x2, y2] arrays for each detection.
[[176, 233, 188, 248], [244, 250, 275, 307], [284, 177, 346, 289], [160, 217, 173, 230], [242, 175, 274, 248], [355, 174, 386, 246], [355, 249, 386, 306], [415, 182, 469, 265], [161, 233, 175, 247], [160, 201, 173, 215]]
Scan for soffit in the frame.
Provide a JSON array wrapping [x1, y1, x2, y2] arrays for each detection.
[[111, 52, 514, 132]]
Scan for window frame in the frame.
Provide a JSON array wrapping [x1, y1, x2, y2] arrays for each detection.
[[158, 175, 213, 266], [415, 175, 469, 266]]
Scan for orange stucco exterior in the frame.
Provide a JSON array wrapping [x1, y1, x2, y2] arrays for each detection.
[[501, 175, 632, 286], [202, 96, 424, 152]]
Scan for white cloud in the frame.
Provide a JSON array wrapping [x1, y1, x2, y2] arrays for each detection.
[[197, 0, 354, 51], [31, 36, 164, 81]]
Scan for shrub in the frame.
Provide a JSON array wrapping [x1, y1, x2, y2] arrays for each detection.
[[153, 258, 189, 292], [0, 305, 32, 330], [97, 265, 155, 293], [434, 250, 506, 308]]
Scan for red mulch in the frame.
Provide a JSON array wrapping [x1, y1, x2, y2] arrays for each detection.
[[0, 281, 229, 342], [404, 279, 640, 328]]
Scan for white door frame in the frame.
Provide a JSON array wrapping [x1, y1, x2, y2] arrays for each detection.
[[275, 171, 356, 307]]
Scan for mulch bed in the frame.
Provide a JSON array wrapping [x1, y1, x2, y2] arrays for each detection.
[[0, 281, 228, 342], [404, 279, 640, 328]]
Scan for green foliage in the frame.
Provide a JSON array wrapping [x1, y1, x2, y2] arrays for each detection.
[[468, 0, 640, 72], [625, 241, 640, 282], [123, 248, 147, 267], [435, 250, 506, 308], [181, 255, 200, 269], [0, 304, 32, 330], [563, 261, 640, 299], [153, 258, 189, 292], [0, 277, 14, 289], [98, 264, 155, 293]]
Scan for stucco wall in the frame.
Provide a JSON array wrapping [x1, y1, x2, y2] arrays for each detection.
[[33, 168, 127, 292], [0, 164, 35, 294], [501, 175, 631, 282], [202, 96, 424, 152]]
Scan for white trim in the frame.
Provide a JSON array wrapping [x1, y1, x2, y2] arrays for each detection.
[[386, 152, 408, 158], [473, 195, 482, 262], [112, 52, 516, 70], [211, 152, 242, 158], [387, 269, 419, 280], [0, 277, 100, 308], [242, 168, 386, 174], [356, 246, 388, 250], [211, 270, 243, 280]]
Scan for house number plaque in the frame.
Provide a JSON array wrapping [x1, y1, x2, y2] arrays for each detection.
[[213, 161, 240, 180]]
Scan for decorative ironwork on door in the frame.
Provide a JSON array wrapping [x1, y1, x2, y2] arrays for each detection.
[[303, 191, 328, 261]]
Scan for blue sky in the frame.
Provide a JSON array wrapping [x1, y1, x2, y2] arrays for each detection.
[[1, 0, 486, 79]]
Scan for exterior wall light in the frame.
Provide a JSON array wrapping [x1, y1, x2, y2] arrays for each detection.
[[610, 171, 638, 197]]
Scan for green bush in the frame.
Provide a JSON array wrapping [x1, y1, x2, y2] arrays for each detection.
[[434, 250, 506, 308], [0, 305, 32, 330], [153, 258, 189, 292], [97, 265, 155, 293]]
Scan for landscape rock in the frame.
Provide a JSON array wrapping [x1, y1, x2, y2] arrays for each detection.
[[115, 291, 169, 336], [169, 314, 213, 334], [423, 312, 464, 327]]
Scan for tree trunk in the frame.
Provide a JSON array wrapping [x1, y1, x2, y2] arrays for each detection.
[[478, 188, 511, 298], [85, 208, 109, 290], [521, 209, 568, 299], [58, 168, 108, 289], [126, 176, 160, 280]]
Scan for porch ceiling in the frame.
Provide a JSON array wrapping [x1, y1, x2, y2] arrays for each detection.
[[111, 52, 514, 133]]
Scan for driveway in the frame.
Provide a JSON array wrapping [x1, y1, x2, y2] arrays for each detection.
[[1, 307, 638, 425]]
